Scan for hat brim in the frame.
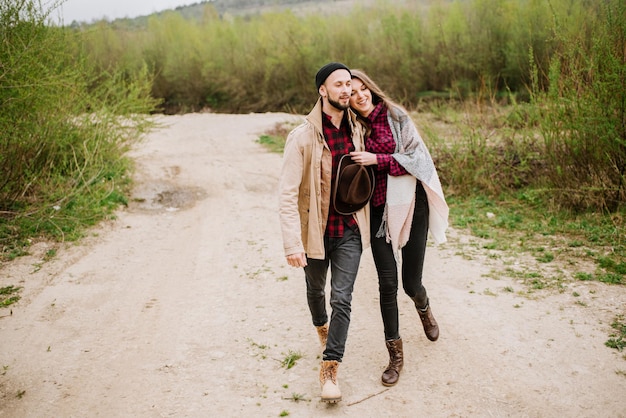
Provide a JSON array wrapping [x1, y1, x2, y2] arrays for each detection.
[[332, 155, 375, 215]]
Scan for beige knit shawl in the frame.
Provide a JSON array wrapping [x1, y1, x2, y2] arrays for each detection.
[[377, 106, 449, 252]]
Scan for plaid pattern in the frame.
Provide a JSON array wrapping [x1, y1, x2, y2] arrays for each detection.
[[322, 112, 359, 237], [365, 102, 409, 208]]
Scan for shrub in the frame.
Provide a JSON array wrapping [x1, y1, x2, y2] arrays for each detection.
[[531, 0, 626, 212], [0, 0, 158, 257]]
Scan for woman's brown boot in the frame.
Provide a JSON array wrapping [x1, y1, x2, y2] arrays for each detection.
[[417, 300, 439, 341], [381, 338, 403, 386]]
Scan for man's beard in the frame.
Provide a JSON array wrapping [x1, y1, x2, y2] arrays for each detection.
[[328, 96, 349, 111]]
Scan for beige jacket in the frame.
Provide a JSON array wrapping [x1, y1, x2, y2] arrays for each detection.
[[279, 98, 370, 260]]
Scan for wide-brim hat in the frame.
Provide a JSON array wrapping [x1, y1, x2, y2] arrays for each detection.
[[333, 154, 375, 215]]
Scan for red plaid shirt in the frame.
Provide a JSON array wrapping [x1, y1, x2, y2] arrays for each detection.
[[365, 102, 409, 208], [322, 112, 359, 238]]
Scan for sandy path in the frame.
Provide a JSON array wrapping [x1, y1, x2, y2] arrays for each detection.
[[1, 113, 625, 417]]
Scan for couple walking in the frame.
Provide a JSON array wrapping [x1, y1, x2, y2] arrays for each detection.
[[278, 62, 449, 403]]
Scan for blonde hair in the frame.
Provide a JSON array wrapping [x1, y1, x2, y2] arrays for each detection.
[[350, 69, 406, 121]]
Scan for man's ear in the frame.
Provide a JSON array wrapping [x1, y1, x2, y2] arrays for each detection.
[[318, 85, 326, 98]]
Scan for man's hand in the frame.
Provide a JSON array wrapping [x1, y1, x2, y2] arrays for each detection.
[[286, 252, 307, 268]]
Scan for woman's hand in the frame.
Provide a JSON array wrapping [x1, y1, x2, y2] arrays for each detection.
[[350, 151, 377, 166]]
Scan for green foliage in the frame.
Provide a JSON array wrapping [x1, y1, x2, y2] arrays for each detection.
[[424, 101, 545, 198], [73, 0, 624, 215], [606, 315, 626, 351], [256, 121, 294, 153], [531, 0, 626, 212], [444, 190, 624, 285], [0, 0, 159, 260], [74, 0, 570, 113], [280, 350, 302, 369], [76, 0, 621, 217], [257, 135, 285, 154], [0, 285, 21, 308]]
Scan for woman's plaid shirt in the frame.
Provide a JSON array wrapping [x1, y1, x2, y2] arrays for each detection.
[[365, 102, 409, 208]]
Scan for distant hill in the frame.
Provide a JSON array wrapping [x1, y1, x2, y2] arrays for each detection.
[[174, 0, 376, 17], [68, 0, 377, 26]]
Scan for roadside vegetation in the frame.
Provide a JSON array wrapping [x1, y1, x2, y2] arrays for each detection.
[[77, 0, 625, 210], [0, 285, 21, 308], [0, 0, 159, 302], [606, 314, 626, 354]]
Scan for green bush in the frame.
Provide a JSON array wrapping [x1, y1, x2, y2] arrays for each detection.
[[75, 0, 562, 113], [531, 0, 626, 212], [0, 0, 159, 258], [70, 0, 624, 214]]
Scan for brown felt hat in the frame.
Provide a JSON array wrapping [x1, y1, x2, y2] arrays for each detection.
[[332, 155, 375, 215]]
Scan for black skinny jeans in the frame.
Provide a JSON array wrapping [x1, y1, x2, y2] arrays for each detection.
[[370, 181, 429, 341]]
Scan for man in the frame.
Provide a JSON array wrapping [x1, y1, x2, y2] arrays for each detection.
[[278, 62, 370, 403]]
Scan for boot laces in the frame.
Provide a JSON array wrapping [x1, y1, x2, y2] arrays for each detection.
[[323, 363, 338, 384]]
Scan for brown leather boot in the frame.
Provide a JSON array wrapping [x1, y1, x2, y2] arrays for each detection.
[[381, 338, 403, 387], [417, 301, 439, 341], [316, 324, 328, 349], [319, 360, 341, 403]]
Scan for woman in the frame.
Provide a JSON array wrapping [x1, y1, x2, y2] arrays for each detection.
[[348, 69, 449, 387]]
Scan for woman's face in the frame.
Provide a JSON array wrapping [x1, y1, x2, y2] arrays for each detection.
[[350, 77, 375, 117]]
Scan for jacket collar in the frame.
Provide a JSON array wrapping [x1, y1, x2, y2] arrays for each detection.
[[306, 97, 360, 139]]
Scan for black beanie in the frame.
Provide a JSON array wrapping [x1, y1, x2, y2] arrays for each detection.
[[315, 62, 351, 90]]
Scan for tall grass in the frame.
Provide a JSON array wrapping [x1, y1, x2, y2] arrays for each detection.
[[72, 0, 624, 214], [0, 0, 159, 259], [75, 0, 562, 113], [531, 0, 626, 212]]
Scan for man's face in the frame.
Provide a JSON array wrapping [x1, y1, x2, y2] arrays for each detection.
[[319, 69, 352, 111]]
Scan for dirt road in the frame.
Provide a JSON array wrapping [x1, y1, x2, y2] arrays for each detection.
[[1, 113, 625, 417]]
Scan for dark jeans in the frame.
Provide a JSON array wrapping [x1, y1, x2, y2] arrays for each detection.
[[371, 182, 429, 341], [304, 227, 362, 362]]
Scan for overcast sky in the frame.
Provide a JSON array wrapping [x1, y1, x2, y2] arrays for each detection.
[[55, 0, 197, 23]]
